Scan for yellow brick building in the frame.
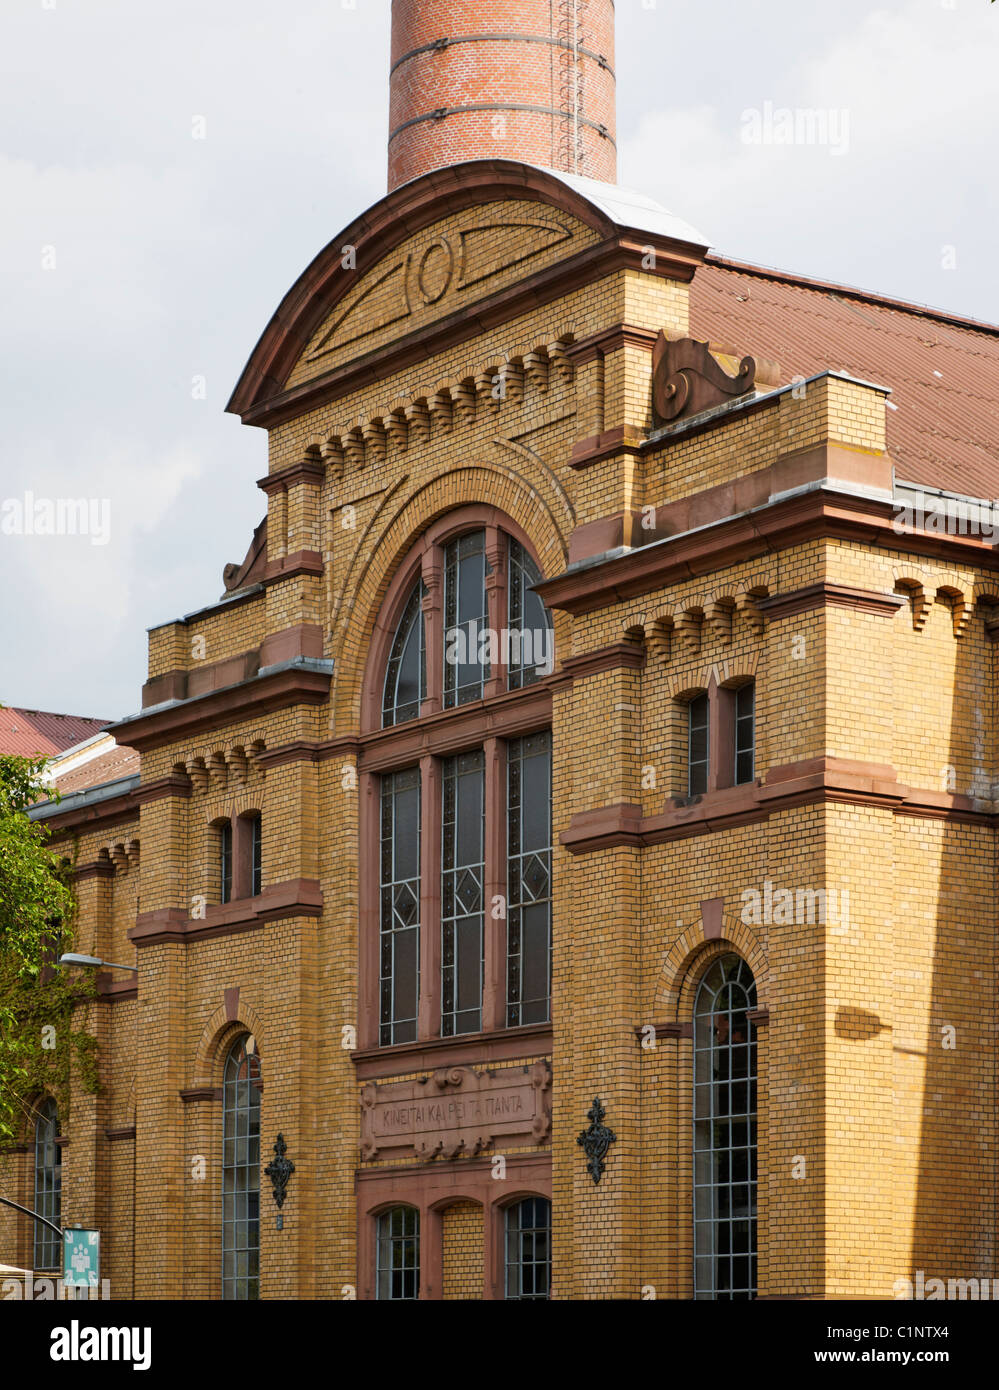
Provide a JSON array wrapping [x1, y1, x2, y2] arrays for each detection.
[[3, 3, 999, 1303]]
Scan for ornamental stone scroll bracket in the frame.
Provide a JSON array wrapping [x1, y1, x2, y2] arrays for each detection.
[[529, 1059, 553, 1142], [651, 332, 775, 428]]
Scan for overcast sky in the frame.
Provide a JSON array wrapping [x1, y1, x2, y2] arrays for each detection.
[[1, 0, 996, 722]]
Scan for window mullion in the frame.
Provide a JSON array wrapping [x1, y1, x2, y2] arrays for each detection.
[[420, 548, 444, 715], [417, 753, 442, 1041], [482, 736, 506, 1033], [484, 526, 507, 699]]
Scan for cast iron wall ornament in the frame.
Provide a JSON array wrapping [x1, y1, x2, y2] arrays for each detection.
[[264, 1133, 295, 1209], [577, 1097, 616, 1184]]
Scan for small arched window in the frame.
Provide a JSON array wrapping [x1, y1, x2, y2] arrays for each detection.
[[376, 1205, 420, 1300], [693, 954, 758, 1300], [383, 581, 426, 726], [504, 1196, 551, 1299], [222, 1034, 261, 1300], [33, 1099, 61, 1270]]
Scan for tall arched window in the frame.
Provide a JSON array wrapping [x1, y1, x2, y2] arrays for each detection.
[[693, 953, 757, 1300], [33, 1099, 61, 1270], [367, 514, 554, 1050], [222, 1034, 261, 1300]]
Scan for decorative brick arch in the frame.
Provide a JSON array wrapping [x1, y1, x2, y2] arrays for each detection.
[[655, 909, 769, 1021], [190, 998, 266, 1090], [332, 464, 571, 728]]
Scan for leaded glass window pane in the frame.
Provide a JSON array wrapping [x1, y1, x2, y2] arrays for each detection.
[[376, 1206, 420, 1300], [688, 693, 709, 796], [507, 540, 553, 689], [692, 954, 757, 1300], [505, 1197, 551, 1299], [380, 768, 421, 1045], [222, 1035, 261, 1301], [734, 683, 755, 785], [443, 531, 489, 707], [441, 751, 484, 1036], [507, 731, 552, 1027], [33, 1099, 61, 1270], [383, 581, 426, 727]]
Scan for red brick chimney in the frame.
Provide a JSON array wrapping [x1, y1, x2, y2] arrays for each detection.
[[388, 0, 616, 191]]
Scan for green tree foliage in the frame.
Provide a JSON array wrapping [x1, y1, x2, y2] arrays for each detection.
[[0, 750, 97, 1143]]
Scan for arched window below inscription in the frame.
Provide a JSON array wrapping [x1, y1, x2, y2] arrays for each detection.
[[376, 1205, 420, 1300], [504, 1196, 551, 1300]]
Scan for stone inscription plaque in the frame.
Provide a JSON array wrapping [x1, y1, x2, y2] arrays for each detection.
[[360, 1062, 552, 1161]]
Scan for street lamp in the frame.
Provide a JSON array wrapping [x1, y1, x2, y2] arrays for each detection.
[[59, 953, 138, 973]]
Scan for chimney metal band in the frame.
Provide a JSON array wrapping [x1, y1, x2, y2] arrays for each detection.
[[390, 33, 615, 78], [390, 103, 616, 145]]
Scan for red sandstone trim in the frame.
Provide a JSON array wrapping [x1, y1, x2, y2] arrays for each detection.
[[113, 663, 332, 754], [559, 757, 999, 852], [96, 974, 137, 1003], [633, 1021, 692, 1040], [74, 859, 117, 882], [134, 774, 191, 805], [130, 879, 324, 947], [38, 791, 140, 841], [179, 1087, 222, 1104], [256, 459, 325, 495], [351, 1025, 552, 1081], [537, 489, 999, 615], [104, 1126, 137, 1141], [564, 323, 659, 365], [568, 427, 646, 470], [759, 583, 907, 619]]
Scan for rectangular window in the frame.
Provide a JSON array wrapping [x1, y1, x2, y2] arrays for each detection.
[[380, 769, 421, 1046], [443, 530, 489, 707], [220, 821, 233, 904], [734, 684, 755, 785], [250, 816, 262, 897], [441, 750, 485, 1036], [33, 1107, 61, 1271], [507, 731, 552, 1027], [688, 694, 709, 796], [376, 1207, 420, 1301]]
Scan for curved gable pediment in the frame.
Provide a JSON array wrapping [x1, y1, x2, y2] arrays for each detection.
[[292, 204, 584, 381], [226, 161, 708, 427]]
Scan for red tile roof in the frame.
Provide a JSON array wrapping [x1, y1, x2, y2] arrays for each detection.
[[52, 744, 140, 795], [0, 708, 109, 758], [691, 255, 999, 501]]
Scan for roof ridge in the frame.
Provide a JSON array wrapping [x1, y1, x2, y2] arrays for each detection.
[[704, 253, 999, 339]]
